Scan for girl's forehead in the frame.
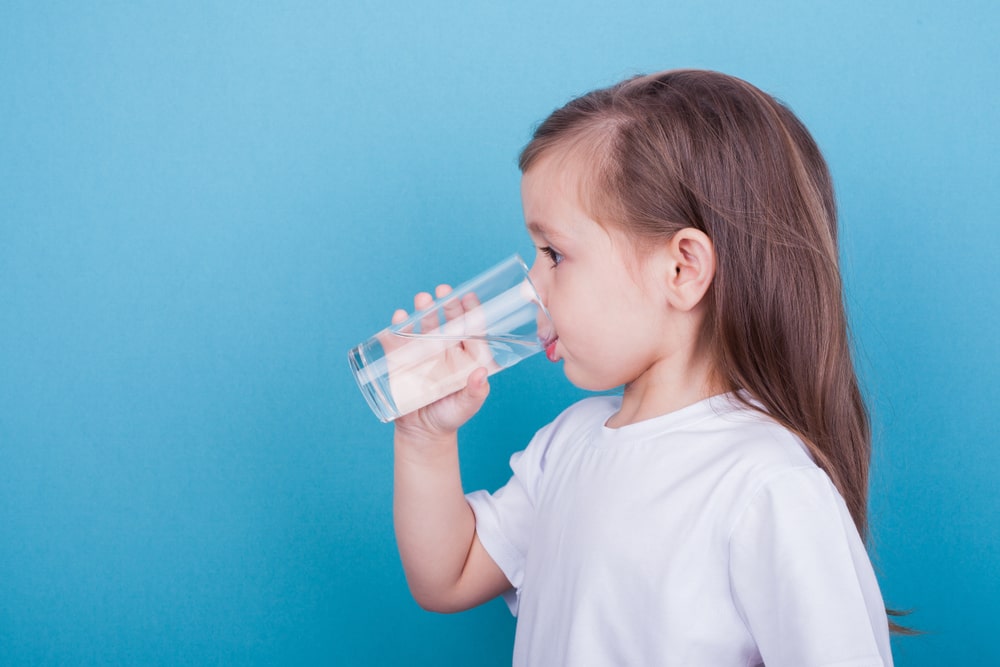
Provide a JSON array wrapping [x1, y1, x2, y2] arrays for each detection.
[[523, 171, 629, 256], [526, 140, 601, 179], [521, 149, 597, 209], [521, 162, 587, 229], [522, 145, 623, 237]]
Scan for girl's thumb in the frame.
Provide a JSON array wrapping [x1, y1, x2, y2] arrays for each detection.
[[457, 367, 490, 412]]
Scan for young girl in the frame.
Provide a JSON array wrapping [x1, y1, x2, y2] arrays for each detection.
[[392, 69, 895, 666]]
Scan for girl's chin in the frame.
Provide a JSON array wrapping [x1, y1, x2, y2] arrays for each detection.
[[562, 363, 622, 393]]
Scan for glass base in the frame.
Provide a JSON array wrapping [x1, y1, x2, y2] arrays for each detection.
[[348, 342, 400, 423]]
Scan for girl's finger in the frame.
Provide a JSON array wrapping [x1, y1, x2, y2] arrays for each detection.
[[378, 308, 411, 353], [461, 292, 485, 332], [459, 292, 493, 366], [413, 291, 438, 334], [439, 284, 463, 324]]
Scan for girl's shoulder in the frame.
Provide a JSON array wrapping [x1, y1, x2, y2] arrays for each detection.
[[703, 399, 846, 526], [706, 393, 816, 468]]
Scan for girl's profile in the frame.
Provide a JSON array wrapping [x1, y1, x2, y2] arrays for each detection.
[[391, 69, 899, 666]]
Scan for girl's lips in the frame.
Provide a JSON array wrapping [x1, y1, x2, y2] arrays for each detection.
[[545, 337, 560, 362]]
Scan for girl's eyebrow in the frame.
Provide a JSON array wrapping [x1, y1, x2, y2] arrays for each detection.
[[526, 221, 546, 235], [527, 221, 561, 239]]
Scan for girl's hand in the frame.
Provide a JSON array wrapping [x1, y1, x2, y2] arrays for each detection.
[[386, 285, 494, 440]]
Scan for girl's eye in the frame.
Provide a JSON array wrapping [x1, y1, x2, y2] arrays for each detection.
[[541, 246, 564, 267]]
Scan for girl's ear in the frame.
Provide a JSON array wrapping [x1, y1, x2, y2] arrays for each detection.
[[664, 227, 716, 311]]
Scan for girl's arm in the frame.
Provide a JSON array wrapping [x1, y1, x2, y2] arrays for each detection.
[[392, 367, 513, 613]]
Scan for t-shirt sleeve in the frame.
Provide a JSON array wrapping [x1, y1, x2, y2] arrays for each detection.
[[465, 421, 555, 616], [729, 467, 894, 667]]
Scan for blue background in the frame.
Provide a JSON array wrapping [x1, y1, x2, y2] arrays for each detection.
[[2, 1, 997, 664]]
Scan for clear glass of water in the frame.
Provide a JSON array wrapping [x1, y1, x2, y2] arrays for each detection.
[[348, 254, 554, 422]]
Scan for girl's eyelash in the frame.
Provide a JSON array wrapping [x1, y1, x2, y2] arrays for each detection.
[[541, 246, 563, 266]]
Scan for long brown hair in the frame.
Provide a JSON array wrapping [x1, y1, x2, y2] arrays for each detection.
[[521, 70, 909, 631]]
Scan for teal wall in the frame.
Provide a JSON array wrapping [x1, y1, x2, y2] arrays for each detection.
[[2, 1, 997, 664]]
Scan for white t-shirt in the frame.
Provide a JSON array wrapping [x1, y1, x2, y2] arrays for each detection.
[[466, 394, 893, 667]]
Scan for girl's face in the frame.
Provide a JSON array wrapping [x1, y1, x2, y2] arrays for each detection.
[[522, 153, 676, 392]]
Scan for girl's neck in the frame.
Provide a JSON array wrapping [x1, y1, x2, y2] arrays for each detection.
[[606, 349, 726, 429]]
